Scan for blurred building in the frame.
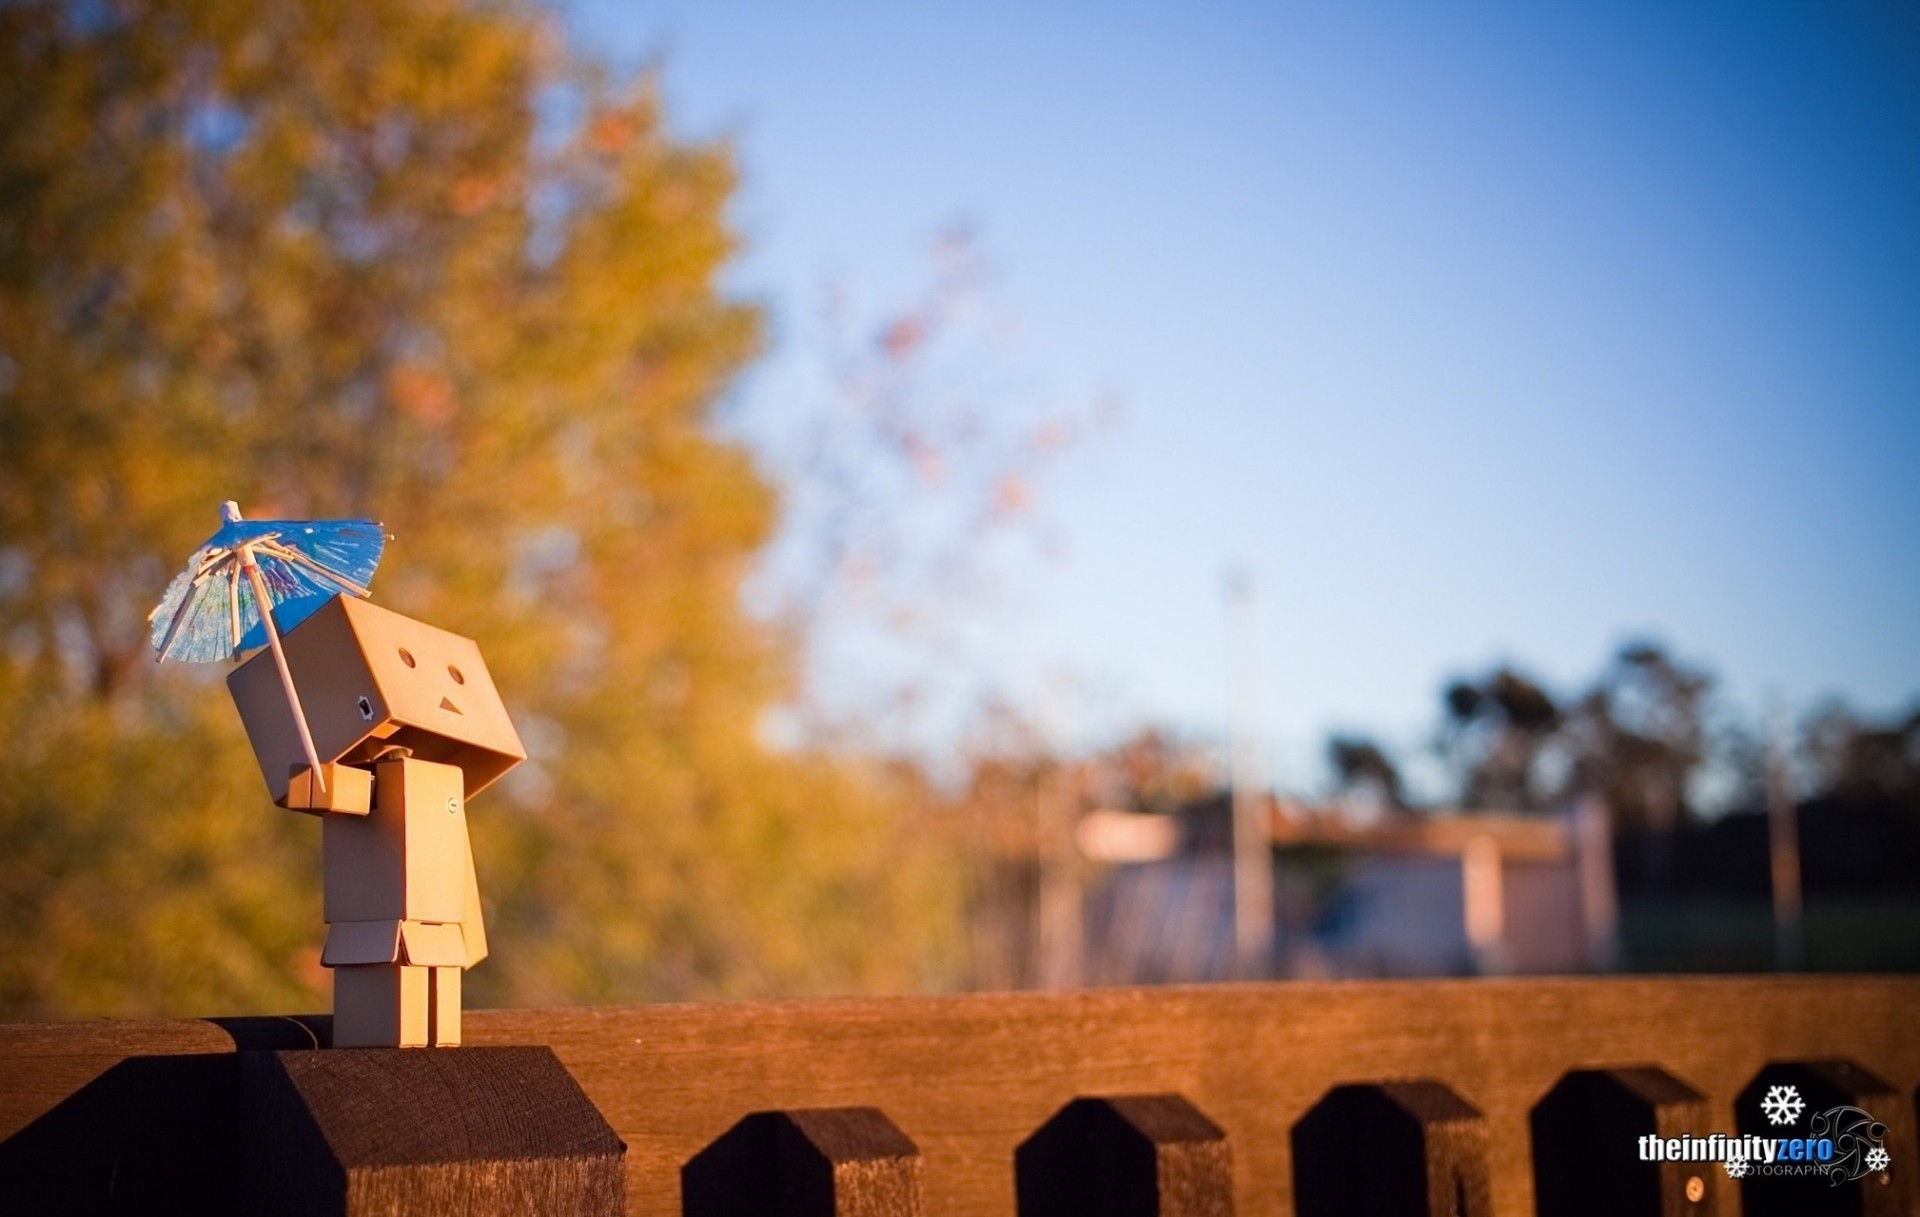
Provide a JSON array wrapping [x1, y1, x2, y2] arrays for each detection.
[[1073, 794, 1619, 983]]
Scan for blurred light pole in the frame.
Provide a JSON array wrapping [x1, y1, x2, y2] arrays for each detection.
[[1766, 701, 1804, 971], [1034, 769, 1083, 989], [1462, 834, 1508, 975], [1573, 792, 1621, 971], [1225, 568, 1273, 978]]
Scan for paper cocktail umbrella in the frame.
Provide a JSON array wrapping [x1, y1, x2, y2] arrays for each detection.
[[149, 501, 386, 791]]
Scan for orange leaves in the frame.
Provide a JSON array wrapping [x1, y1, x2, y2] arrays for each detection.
[[0, 0, 978, 1017], [196, 331, 237, 369], [450, 173, 502, 216], [992, 475, 1030, 516], [589, 109, 637, 154], [880, 316, 925, 360], [385, 363, 457, 426]]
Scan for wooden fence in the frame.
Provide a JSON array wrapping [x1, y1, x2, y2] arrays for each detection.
[[1, 976, 1915, 1215]]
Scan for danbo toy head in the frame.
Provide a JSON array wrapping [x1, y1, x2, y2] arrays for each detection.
[[228, 596, 526, 806]]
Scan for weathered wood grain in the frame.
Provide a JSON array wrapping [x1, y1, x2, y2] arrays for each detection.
[[240, 1045, 625, 1217], [3, 978, 1918, 1215]]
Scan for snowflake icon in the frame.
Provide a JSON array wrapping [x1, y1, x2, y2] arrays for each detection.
[[1761, 1084, 1806, 1126], [1866, 1146, 1891, 1173], [1724, 1158, 1750, 1179]]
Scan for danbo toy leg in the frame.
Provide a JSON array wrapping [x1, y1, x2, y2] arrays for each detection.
[[332, 961, 460, 1048], [334, 964, 429, 1048], [429, 966, 462, 1046]]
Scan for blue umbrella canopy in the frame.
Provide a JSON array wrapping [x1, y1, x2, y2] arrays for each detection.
[[149, 501, 387, 793], [149, 503, 386, 662]]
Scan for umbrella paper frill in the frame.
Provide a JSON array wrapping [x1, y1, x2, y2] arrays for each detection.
[[148, 501, 388, 792]]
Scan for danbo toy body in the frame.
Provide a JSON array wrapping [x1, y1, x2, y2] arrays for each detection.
[[228, 596, 526, 1048]]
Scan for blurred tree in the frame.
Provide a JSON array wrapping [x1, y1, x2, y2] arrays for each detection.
[[1086, 726, 1213, 817], [0, 0, 962, 1017], [744, 227, 1114, 753], [1430, 645, 1713, 822], [1558, 643, 1712, 891], [1400, 637, 1721, 847], [1437, 667, 1562, 810], [1802, 700, 1920, 810], [1560, 642, 1711, 832], [1790, 700, 1920, 904], [1326, 734, 1404, 811]]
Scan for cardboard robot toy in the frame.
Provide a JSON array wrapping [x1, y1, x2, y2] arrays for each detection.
[[227, 595, 526, 1048]]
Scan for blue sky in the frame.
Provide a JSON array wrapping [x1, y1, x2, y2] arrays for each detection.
[[569, 1, 1920, 791]]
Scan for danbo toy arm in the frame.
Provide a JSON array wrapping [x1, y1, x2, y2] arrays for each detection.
[[285, 763, 374, 816]]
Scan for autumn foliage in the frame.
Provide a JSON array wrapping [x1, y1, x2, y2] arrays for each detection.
[[0, 0, 963, 1017]]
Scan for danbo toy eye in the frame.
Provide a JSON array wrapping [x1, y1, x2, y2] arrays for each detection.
[[449, 664, 465, 685]]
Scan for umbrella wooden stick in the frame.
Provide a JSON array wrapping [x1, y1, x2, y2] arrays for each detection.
[[239, 544, 327, 793]]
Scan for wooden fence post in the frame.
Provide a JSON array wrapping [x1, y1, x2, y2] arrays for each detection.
[[682, 1107, 922, 1217], [241, 1046, 625, 1217], [1015, 1094, 1233, 1217], [1531, 1066, 1718, 1217], [1292, 1080, 1491, 1217]]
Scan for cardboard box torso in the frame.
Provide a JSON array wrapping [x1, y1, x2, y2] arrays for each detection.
[[325, 758, 470, 923]]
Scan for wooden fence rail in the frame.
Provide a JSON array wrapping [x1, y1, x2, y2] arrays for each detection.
[[1, 976, 1915, 1215]]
